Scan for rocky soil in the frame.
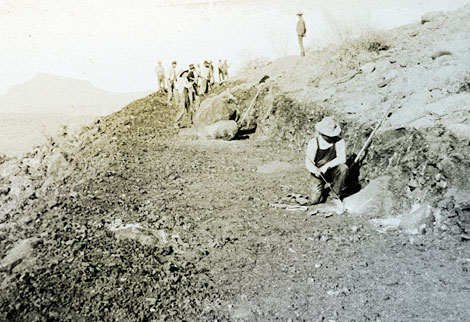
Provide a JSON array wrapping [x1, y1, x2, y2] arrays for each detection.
[[1, 5, 470, 322]]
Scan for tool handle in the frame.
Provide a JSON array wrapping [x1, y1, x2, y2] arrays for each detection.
[[319, 173, 341, 200], [354, 105, 393, 165], [239, 87, 262, 126]]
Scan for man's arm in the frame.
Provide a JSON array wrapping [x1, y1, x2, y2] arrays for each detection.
[[305, 138, 321, 176], [319, 139, 346, 173]]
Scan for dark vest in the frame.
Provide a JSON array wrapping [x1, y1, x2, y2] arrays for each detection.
[[314, 137, 341, 167]]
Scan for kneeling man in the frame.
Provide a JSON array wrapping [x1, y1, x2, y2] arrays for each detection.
[[305, 116, 348, 204]]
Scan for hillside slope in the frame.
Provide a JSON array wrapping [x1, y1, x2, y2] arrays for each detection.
[[1, 5, 470, 322], [0, 73, 151, 116]]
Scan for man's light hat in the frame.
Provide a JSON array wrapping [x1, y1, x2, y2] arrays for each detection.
[[315, 116, 341, 137], [297, 12, 303, 16]]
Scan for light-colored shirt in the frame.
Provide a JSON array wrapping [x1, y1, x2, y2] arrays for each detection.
[[200, 65, 211, 79], [155, 65, 165, 77], [297, 18, 306, 36], [168, 67, 177, 82], [175, 72, 189, 93]]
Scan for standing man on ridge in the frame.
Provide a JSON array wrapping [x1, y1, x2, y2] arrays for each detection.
[[296, 12, 306, 57], [167, 61, 178, 104], [155, 61, 166, 91], [218, 59, 224, 82]]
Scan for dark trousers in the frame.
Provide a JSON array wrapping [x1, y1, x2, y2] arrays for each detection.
[[310, 164, 348, 203]]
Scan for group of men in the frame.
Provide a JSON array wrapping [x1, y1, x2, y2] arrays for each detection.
[[155, 59, 230, 128], [155, 60, 229, 95]]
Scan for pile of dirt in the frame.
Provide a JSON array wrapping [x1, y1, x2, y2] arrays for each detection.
[[0, 93, 224, 321]]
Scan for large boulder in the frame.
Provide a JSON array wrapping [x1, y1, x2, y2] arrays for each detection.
[[0, 238, 38, 273], [193, 90, 238, 128], [198, 120, 239, 140], [370, 204, 435, 235], [343, 176, 394, 216]]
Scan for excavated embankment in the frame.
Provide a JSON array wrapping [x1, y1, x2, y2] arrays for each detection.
[[1, 5, 470, 322]]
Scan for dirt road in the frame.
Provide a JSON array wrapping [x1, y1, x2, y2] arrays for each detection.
[[167, 136, 470, 322], [1, 94, 469, 321]]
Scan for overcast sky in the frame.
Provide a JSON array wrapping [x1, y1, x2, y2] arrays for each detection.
[[1, 0, 469, 94]]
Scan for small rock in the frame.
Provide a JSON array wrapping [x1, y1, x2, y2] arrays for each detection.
[[326, 287, 349, 297], [0, 185, 10, 196], [408, 178, 419, 189], [436, 180, 447, 189], [360, 62, 375, 73], [351, 226, 359, 234], [145, 297, 157, 305], [320, 235, 330, 242], [418, 223, 427, 235], [460, 234, 470, 241], [377, 80, 389, 88], [451, 225, 461, 235], [431, 50, 452, 60], [297, 197, 309, 206], [315, 263, 322, 269], [420, 13, 434, 24], [308, 210, 319, 216]]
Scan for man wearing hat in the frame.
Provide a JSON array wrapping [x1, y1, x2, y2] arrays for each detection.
[[174, 69, 192, 128], [296, 12, 306, 57], [167, 61, 178, 104], [155, 61, 166, 91], [199, 61, 211, 95], [187, 64, 199, 108], [305, 116, 348, 204]]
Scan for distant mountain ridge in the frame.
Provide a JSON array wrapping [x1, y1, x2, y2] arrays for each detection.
[[0, 73, 151, 116]]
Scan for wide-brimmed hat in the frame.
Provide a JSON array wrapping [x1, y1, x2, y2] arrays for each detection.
[[315, 116, 341, 137], [297, 12, 303, 16]]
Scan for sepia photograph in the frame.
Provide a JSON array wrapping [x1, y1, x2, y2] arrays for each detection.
[[1, 0, 470, 321]]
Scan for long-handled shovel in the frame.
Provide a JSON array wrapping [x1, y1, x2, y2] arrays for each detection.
[[318, 171, 344, 214], [238, 75, 270, 129], [353, 104, 396, 165], [319, 172, 341, 200]]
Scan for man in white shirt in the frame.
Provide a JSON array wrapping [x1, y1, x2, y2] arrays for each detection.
[[174, 65, 200, 128], [174, 69, 193, 128], [167, 61, 178, 104], [199, 61, 211, 95], [296, 13, 306, 57], [218, 59, 224, 82], [155, 61, 166, 91], [305, 116, 348, 204]]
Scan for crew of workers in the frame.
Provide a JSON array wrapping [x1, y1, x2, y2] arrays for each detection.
[[156, 13, 345, 206], [155, 59, 230, 128]]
